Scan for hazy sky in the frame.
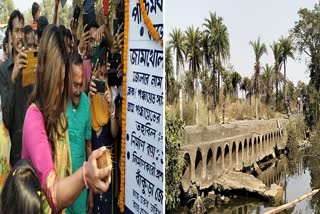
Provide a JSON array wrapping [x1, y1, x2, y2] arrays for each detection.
[[13, 0, 72, 13], [165, 0, 318, 86]]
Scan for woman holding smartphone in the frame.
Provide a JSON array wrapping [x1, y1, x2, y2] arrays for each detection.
[[89, 46, 118, 214]]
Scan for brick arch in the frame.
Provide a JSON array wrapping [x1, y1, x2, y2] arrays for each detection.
[[206, 148, 213, 177], [195, 148, 203, 183]]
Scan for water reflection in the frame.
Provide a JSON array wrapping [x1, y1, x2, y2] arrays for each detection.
[[207, 153, 320, 214]]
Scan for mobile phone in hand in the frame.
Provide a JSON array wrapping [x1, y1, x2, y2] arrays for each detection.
[[93, 78, 106, 94], [73, 5, 80, 21], [22, 50, 38, 87], [83, 12, 89, 32]]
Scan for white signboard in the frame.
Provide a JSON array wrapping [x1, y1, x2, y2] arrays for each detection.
[[125, 0, 163, 214]]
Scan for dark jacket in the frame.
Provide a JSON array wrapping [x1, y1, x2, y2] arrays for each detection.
[[0, 54, 33, 166]]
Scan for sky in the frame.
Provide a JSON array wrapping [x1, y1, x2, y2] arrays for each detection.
[[165, 0, 318, 86], [13, 0, 72, 13]]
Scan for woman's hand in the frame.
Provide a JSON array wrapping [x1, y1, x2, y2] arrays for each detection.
[[85, 147, 112, 193], [111, 23, 124, 53], [105, 85, 115, 114], [79, 25, 90, 54], [89, 60, 100, 97]]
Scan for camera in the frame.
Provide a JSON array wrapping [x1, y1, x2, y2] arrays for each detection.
[[93, 78, 106, 94]]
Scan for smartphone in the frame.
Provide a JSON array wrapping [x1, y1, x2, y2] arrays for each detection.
[[92, 44, 100, 66], [93, 78, 106, 94], [83, 13, 89, 32], [73, 5, 80, 21], [22, 50, 38, 87], [108, 52, 121, 71], [108, 69, 120, 87], [113, 18, 119, 35]]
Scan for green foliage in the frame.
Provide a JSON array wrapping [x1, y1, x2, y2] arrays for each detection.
[[184, 70, 194, 100], [0, 0, 14, 24], [169, 28, 185, 80], [291, 4, 320, 91], [184, 26, 202, 82], [165, 115, 185, 212], [166, 46, 180, 105], [304, 85, 320, 128], [250, 37, 267, 96], [286, 116, 306, 175]]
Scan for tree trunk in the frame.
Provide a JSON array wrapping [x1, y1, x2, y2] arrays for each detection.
[[283, 59, 286, 109], [255, 95, 258, 120], [217, 67, 220, 105], [276, 71, 279, 110], [212, 59, 217, 108], [176, 52, 179, 82], [265, 189, 320, 214]]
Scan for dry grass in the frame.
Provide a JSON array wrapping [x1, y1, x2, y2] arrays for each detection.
[[166, 92, 284, 125]]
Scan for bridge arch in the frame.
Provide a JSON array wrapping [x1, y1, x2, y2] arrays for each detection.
[[181, 153, 191, 190], [238, 141, 243, 165], [216, 146, 223, 176], [224, 143, 231, 169], [244, 139, 248, 161], [231, 142, 236, 169], [249, 138, 252, 159], [253, 137, 257, 159], [206, 148, 213, 178], [195, 148, 203, 183]]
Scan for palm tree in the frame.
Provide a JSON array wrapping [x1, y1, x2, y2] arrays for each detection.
[[184, 26, 202, 95], [169, 28, 185, 81], [249, 37, 267, 119], [270, 41, 283, 110], [230, 71, 242, 98], [165, 46, 174, 104], [203, 12, 230, 105], [279, 36, 294, 107], [241, 77, 250, 99], [262, 64, 274, 104]]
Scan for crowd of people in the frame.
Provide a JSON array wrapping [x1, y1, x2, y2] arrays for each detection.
[[0, 1, 125, 213]]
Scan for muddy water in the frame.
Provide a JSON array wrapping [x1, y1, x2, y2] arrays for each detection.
[[206, 151, 320, 214]]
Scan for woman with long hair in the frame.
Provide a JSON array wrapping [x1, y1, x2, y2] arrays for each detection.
[[22, 24, 111, 213]]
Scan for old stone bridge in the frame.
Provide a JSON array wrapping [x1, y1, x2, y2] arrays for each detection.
[[180, 119, 288, 191]]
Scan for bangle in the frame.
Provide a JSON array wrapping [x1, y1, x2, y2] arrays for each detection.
[[83, 161, 89, 189]]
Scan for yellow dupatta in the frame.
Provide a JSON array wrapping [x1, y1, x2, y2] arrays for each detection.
[[91, 94, 110, 132], [42, 114, 72, 214]]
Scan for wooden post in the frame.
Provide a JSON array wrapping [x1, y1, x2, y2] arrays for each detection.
[[265, 189, 319, 214]]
